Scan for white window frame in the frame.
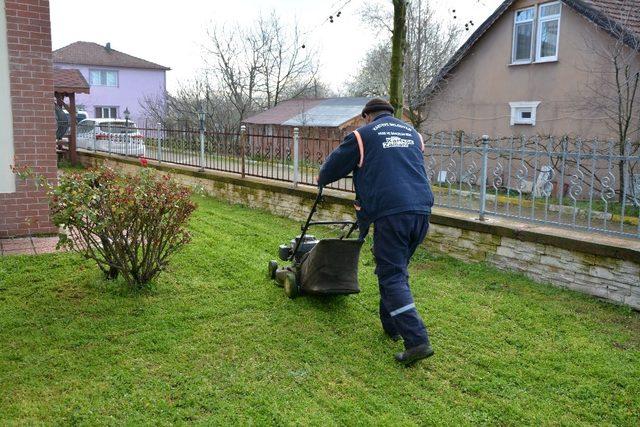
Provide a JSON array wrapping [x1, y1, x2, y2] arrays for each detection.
[[96, 106, 118, 119], [89, 69, 119, 87], [511, 6, 536, 64], [509, 101, 541, 126], [536, 1, 562, 62]]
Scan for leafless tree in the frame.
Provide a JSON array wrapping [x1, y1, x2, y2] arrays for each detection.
[[203, 12, 319, 121], [286, 78, 335, 100], [346, 43, 392, 98], [140, 77, 240, 134], [346, 0, 461, 128], [141, 11, 324, 136], [577, 2, 640, 202]]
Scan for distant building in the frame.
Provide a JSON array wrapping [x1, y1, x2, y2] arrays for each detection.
[[53, 41, 169, 126], [422, 0, 640, 139], [243, 97, 411, 140]]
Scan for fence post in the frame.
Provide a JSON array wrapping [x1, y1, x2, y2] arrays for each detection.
[[240, 125, 246, 178], [293, 127, 300, 187], [478, 135, 490, 221], [199, 116, 205, 172], [107, 122, 112, 156], [92, 122, 96, 152], [156, 122, 162, 164], [125, 120, 129, 157]]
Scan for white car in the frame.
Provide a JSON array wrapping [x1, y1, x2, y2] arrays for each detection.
[[77, 118, 145, 156]]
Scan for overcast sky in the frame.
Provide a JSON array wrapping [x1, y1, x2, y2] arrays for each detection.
[[50, 0, 502, 94]]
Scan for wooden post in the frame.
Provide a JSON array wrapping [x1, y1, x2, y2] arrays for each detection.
[[69, 93, 77, 165]]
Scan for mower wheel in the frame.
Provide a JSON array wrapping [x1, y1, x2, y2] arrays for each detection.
[[268, 260, 278, 279], [284, 272, 299, 299]]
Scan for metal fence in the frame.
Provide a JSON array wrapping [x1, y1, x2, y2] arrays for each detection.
[[424, 132, 640, 239], [75, 123, 640, 239], [77, 122, 353, 192]]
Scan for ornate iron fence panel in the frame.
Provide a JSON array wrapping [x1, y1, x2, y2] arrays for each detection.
[[423, 132, 640, 239]]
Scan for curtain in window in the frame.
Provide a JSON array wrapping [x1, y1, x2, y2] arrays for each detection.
[[106, 71, 117, 86], [90, 70, 101, 85]]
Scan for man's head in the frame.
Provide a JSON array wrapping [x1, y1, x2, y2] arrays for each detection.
[[361, 98, 395, 123]]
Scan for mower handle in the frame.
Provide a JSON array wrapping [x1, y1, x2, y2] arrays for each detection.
[[303, 220, 356, 229], [290, 187, 360, 260], [290, 186, 324, 260]]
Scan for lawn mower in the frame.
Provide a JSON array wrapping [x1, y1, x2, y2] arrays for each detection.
[[268, 187, 364, 299]]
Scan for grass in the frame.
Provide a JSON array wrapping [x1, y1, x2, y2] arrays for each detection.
[[1, 195, 639, 425], [57, 158, 86, 172]]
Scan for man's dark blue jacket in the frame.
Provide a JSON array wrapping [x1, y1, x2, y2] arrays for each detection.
[[318, 113, 434, 231]]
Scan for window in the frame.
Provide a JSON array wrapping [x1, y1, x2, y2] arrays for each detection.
[[536, 2, 561, 61], [98, 121, 137, 133], [89, 69, 118, 87], [95, 106, 117, 119], [512, 7, 535, 63], [511, 2, 562, 64], [77, 120, 94, 133], [509, 101, 541, 126], [77, 120, 95, 137]]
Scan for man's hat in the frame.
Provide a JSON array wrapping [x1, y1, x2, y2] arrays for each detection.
[[361, 98, 395, 118]]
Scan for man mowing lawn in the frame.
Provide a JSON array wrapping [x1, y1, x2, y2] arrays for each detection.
[[318, 98, 435, 365]]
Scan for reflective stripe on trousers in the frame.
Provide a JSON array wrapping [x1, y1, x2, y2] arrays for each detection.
[[373, 213, 430, 349]]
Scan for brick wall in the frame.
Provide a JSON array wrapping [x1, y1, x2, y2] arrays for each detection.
[[0, 0, 56, 238]]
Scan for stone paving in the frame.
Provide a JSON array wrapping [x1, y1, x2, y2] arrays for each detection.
[[0, 236, 61, 256]]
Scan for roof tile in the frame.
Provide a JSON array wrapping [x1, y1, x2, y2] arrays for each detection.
[[53, 68, 90, 94], [53, 41, 170, 70]]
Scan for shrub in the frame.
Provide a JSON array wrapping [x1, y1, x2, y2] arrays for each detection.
[[50, 166, 196, 288]]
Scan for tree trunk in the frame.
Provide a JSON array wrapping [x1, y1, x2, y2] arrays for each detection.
[[619, 139, 625, 203], [389, 0, 407, 119]]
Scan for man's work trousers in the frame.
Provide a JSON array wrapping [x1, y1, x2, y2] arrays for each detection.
[[373, 213, 430, 349]]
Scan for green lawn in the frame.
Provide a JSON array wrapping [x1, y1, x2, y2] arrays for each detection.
[[1, 196, 639, 425]]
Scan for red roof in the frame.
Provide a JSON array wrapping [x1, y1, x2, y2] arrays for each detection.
[[53, 41, 170, 71], [581, 0, 640, 36], [53, 68, 90, 94]]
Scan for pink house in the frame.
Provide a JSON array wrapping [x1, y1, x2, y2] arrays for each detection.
[[53, 41, 169, 126]]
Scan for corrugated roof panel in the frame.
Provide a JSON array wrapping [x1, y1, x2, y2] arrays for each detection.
[[243, 99, 325, 125], [282, 97, 370, 127]]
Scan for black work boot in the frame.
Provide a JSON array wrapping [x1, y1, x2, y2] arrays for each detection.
[[394, 343, 434, 366]]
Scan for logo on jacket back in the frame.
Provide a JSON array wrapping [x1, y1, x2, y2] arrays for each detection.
[[383, 136, 415, 149]]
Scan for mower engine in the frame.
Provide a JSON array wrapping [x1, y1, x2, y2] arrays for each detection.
[[278, 235, 319, 263]]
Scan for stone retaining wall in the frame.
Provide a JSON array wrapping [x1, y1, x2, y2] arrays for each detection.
[[78, 151, 640, 310], [428, 224, 639, 308]]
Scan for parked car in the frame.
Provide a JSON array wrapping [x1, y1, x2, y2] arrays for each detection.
[[55, 103, 68, 140], [55, 105, 90, 139], [77, 118, 145, 156], [63, 109, 89, 137]]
